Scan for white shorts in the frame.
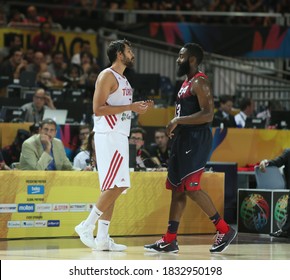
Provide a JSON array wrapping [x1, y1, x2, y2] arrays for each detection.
[[94, 132, 130, 192]]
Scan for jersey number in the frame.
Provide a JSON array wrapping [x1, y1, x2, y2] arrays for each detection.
[[176, 104, 181, 117]]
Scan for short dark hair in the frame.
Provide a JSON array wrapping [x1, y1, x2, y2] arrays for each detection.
[[130, 127, 147, 140], [183, 43, 204, 65], [9, 46, 22, 58], [239, 97, 252, 111], [107, 39, 132, 64], [154, 128, 167, 135], [40, 118, 57, 128], [219, 94, 233, 104], [79, 124, 91, 132]]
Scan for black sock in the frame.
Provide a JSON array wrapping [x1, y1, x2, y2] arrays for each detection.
[[209, 212, 221, 225], [167, 220, 179, 233]]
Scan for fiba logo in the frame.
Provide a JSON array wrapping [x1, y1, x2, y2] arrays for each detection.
[[240, 193, 270, 231], [274, 194, 288, 229]]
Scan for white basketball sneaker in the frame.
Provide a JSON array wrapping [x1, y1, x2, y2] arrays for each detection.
[[94, 236, 127, 251], [75, 221, 96, 248]]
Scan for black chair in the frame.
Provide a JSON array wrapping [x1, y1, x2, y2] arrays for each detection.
[[64, 88, 86, 103], [47, 88, 65, 102], [0, 106, 25, 122], [19, 71, 37, 88]]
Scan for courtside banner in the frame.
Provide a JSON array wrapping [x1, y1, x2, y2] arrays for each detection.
[[0, 171, 224, 238]]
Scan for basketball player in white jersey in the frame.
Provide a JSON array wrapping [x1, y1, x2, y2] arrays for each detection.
[[75, 39, 154, 251]]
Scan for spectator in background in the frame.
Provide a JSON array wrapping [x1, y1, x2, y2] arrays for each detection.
[[23, 47, 35, 64], [32, 21, 56, 58], [63, 63, 85, 89], [0, 46, 27, 85], [212, 94, 237, 128], [129, 127, 159, 169], [19, 118, 81, 171], [25, 5, 46, 24], [73, 131, 97, 171], [84, 66, 100, 101], [234, 97, 255, 128], [36, 71, 55, 90], [1, 129, 30, 167], [73, 124, 91, 158], [71, 0, 98, 19], [80, 51, 95, 79], [149, 128, 171, 168], [21, 88, 56, 123], [158, 0, 183, 22], [7, 9, 27, 26], [0, 150, 11, 170], [47, 51, 67, 86], [0, 33, 23, 63], [71, 40, 96, 66], [0, 6, 7, 25], [26, 51, 48, 80]]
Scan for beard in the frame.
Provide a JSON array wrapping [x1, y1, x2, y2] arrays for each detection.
[[177, 59, 190, 77], [122, 55, 134, 69]]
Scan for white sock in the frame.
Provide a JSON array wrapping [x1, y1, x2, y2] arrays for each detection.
[[97, 220, 110, 240], [84, 206, 103, 226]]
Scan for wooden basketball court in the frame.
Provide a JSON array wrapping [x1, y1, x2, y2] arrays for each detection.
[[1, 230, 290, 260]]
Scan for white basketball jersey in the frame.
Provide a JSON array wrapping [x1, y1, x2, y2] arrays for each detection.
[[93, 68, 133, 136]]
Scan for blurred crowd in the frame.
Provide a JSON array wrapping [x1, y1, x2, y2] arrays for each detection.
[[0, 15, 101, 100], [1, 1, 289, 29]]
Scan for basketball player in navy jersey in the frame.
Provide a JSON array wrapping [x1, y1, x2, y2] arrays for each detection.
[[144, 43, 237, 253], [75, 39, 153, 251]]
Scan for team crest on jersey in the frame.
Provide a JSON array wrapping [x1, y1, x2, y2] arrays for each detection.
[[178, 85, 189, 98], [121, 112, 131, 121]]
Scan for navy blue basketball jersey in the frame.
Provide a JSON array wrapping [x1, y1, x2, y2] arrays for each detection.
[[175, 72, 208, 123]]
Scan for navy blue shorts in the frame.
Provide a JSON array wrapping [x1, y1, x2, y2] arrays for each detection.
[[166, 125, 212, 192]]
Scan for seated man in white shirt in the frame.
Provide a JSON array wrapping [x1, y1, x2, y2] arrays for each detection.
[[234, 97, 255, 128]]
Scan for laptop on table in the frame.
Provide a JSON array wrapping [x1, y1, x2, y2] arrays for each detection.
[[43, 109, 68, 125]]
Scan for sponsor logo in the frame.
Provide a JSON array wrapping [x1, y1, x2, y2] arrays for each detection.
[[185, 149, 192, 154], [7, 221, 21, 228], [47, 220, 60, 227], [178, 85, 189, 98], [0, 204, 17, 213], [69, 204, 87, 212], [21, 221, 34, 227], [52, 204, 69, 212], [34, 220, 47, 227], [27, 185, 45, 195], [159, 243, 171, 249], [18, 204, 35, 212], [121, 112, 131, 121], [35, 204, 52, 212]]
